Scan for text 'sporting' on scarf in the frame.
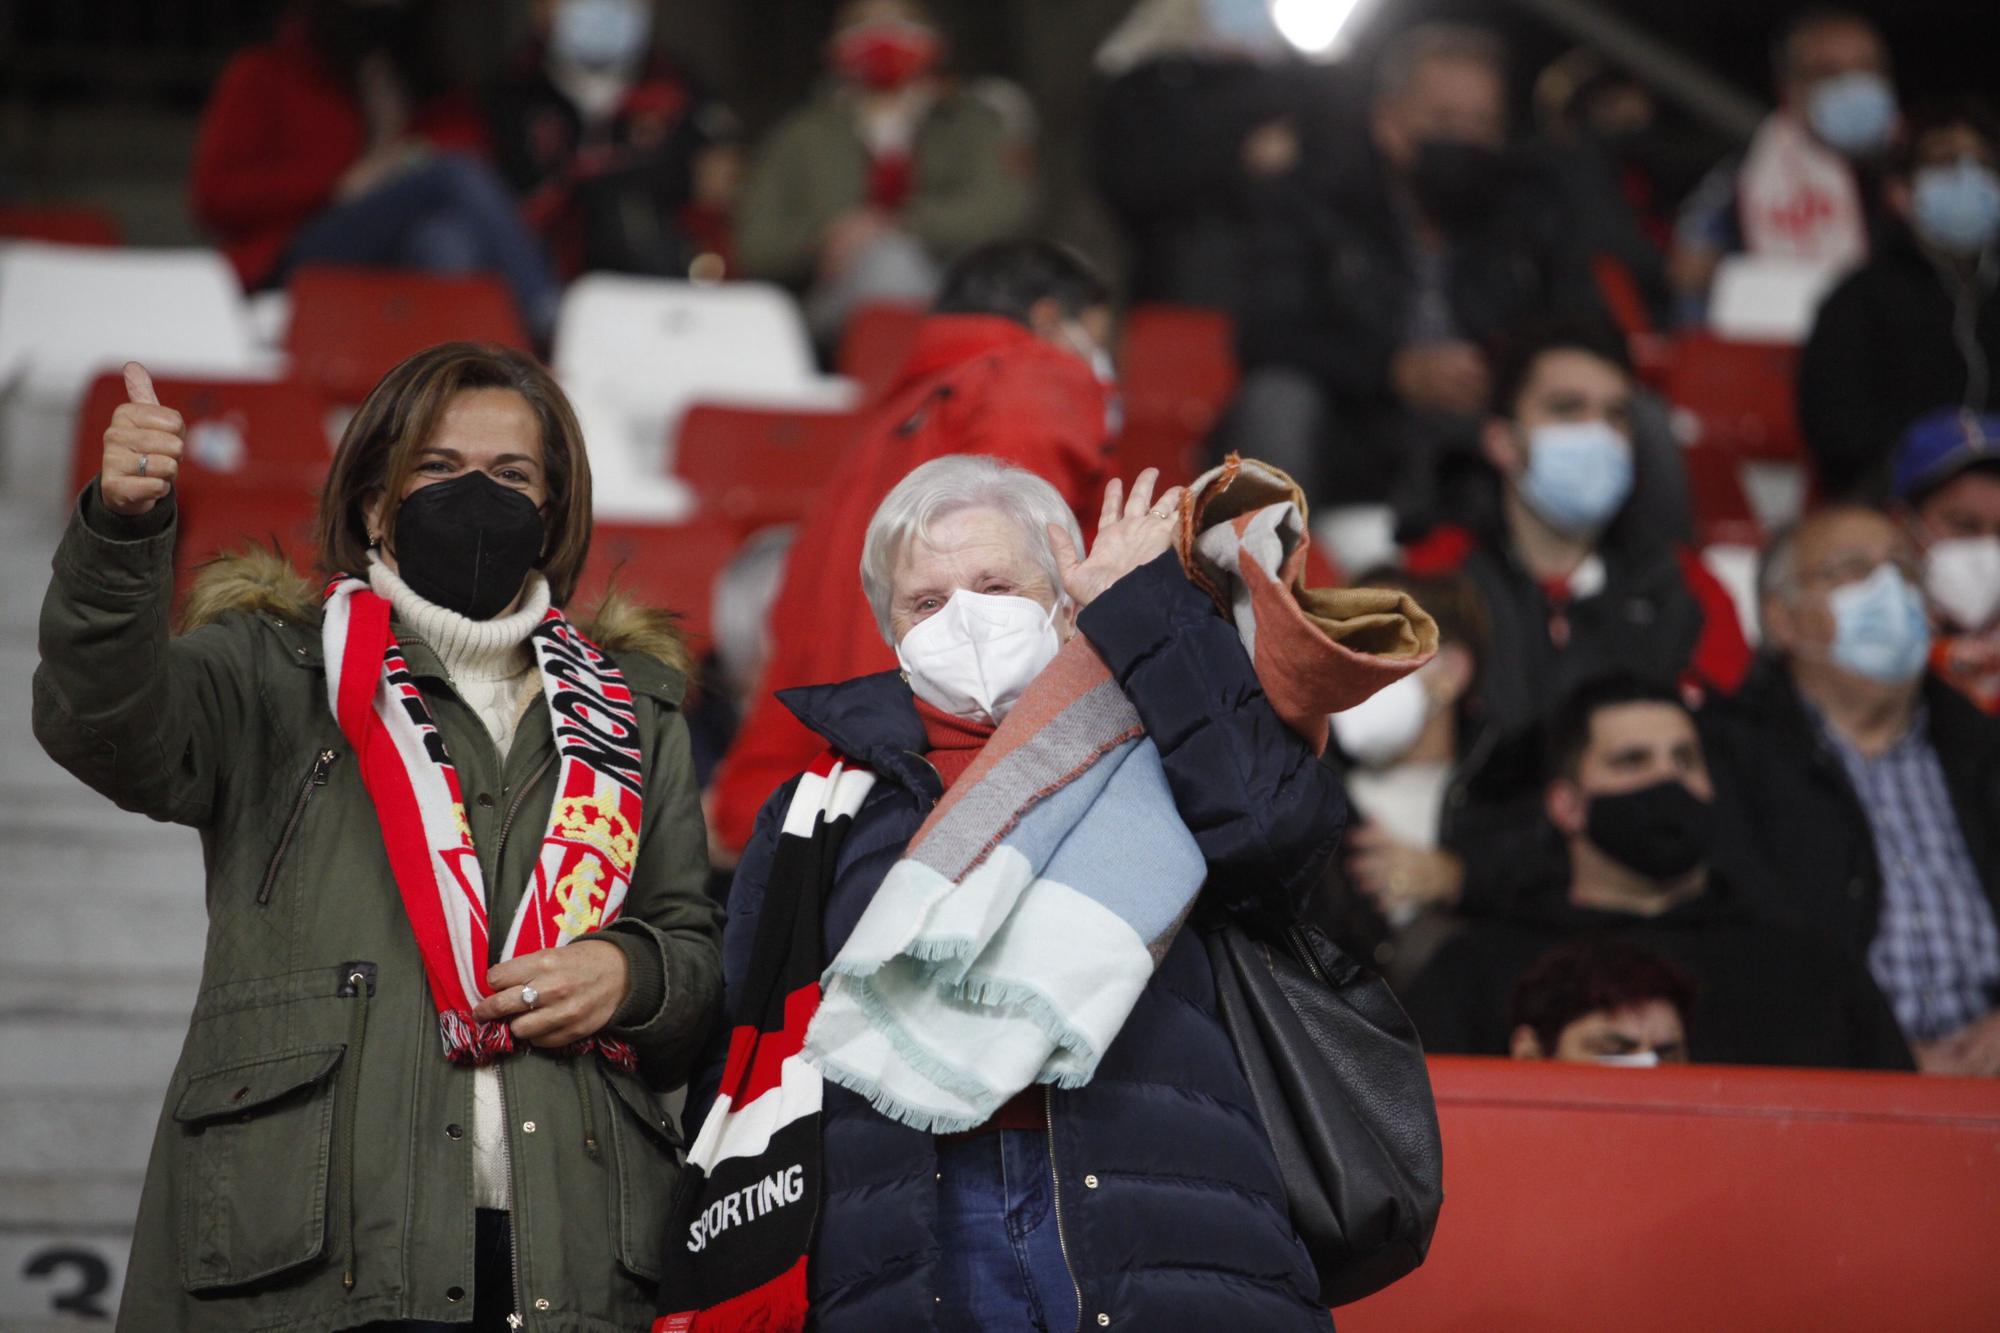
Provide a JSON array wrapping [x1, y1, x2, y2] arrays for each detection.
[[656, 754, 875, 1333], [322, 573, 642, 1068]]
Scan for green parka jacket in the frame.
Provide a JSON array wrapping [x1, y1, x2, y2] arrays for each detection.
[[32, 491, 723, 1332]]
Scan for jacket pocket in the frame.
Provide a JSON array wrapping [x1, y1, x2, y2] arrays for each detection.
[[172, 1046, 345, 1291], [256, 747, 339, 905], [601, 1070, 685, 1281]]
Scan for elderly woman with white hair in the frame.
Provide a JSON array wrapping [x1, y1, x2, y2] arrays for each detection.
[[668, 455, 1343, 1332]]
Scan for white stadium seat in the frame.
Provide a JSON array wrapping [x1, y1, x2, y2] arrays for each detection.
[[0, 242, 278, 506], [550, 274, 858, 492]]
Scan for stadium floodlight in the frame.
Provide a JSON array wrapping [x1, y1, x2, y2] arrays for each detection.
[[1271, 0, 1370, 58]]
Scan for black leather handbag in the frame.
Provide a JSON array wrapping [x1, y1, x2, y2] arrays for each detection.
[[1205, 919, 1445, 1307]]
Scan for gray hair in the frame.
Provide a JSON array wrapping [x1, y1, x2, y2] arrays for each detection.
[[1755, 519, 1804, 644], [859, 455, 1084, 643], [1377, 22, 1508, 99]]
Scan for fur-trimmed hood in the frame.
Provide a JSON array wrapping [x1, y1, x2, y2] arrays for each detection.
[[179, 548, 695, 679]]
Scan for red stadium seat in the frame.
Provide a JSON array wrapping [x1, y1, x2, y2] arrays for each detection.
[[1659, 331, 1803, 460], [1339, 1057, 2000, 1332], [1115, 304, 1238, 488], [574, 516, 747, 648], [287, 265, 530, 402], [838, 302, 926, 401], [672, 403, 864, 534], [0, 203, 122, 247], [70, 371, 333, 501]]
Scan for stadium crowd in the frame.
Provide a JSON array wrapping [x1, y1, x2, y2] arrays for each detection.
[[18, 0, 2000, 1325], [15, 0, 2000, 1072], [40, 0, 1996, 1081]]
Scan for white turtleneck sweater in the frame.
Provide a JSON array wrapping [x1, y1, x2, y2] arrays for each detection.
[[369, 556, 550, 1212]]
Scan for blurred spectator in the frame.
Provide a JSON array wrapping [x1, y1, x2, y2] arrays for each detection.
[[489, 0, 743, 279], [1799, 98, 2000, 500], [705, 241, 1113, 858], [1526, 49, 1680, 322], [1454, 321, 1748, 742], [1405, 676, 1913, 1070], [1893, 411, 2000, 713], [734, 0, 1032, 342], [1090, 0, 1342, 312], [686, 524, 796, 790], [191, 0, 561, 337], [1316, 567, 1485, 988], [1212, 22, 1600, 524], [1507, 937, 1698, 1065], [1532, 48, 1721, 264], [1705, 506, 2000, 1073], [1671, 8, 1897, 318]]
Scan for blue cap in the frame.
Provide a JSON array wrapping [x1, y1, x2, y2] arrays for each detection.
[[1893, 408, 2000, 501]]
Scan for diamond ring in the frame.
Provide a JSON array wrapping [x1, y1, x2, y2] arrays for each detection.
[[520, 984, 540, 1009]]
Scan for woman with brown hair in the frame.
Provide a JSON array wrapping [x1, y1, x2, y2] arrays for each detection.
[[34, 342, 722, 1331]]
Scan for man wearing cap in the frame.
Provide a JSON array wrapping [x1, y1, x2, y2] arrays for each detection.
[[1892, 409, 2000, 712], [1702, 504, 2000, 1075]]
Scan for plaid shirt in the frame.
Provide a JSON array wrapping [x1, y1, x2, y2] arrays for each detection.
[[1818, 703, 2000, 1043]]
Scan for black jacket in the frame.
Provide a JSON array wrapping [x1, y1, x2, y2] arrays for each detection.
[[1699, 660, 2000, 962], [1091, 55, 1349, 316], [1402, 880, 1914, 1071], [1798, 230, 2000, 501], [1241, 146, 1601, 412], [489, 49, 733, 276], [692, 554, 1343, 1331]]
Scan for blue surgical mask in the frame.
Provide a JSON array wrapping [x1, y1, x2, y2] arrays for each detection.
[[551, 0, 651, 70], [1806, 71, 1898, 158], [1201, 0, 1289, 59], [1912, 159, 2000, 257], [1516, 420, 1634, 535], [1826, 563, 1932, 684]]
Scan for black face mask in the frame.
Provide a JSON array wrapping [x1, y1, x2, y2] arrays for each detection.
[[391, 471, 546, 621], [1409, 139, 1508, 231], [1584, 780, 1715, 882]]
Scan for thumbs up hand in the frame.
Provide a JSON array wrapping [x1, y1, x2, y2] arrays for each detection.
[[101, 362, 185, 518]]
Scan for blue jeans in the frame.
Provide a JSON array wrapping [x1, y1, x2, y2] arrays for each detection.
[[284, 152, 560, 339], [935, 1129, 1081, 1332]]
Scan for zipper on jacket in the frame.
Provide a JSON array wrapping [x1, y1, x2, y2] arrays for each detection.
[[1285, 924, 1332, 989], [257, 748, 339, 904], [338, 961, 375, 1291], [492, 754, 553, 1328], [495, 752, 560, 866], [1043, 1086, 1084, 1333], [497, 1065, 528, 1329]]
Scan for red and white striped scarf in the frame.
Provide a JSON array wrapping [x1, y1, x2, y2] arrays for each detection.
[[322, 574, 643, 1068]]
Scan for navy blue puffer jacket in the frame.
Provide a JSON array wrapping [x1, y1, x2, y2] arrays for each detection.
[[694, 553, 1345, 1331]]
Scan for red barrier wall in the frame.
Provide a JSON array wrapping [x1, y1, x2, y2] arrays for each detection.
[[1338, 1057, 2000, 1332]]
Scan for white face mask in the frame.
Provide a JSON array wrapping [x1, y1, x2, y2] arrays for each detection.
[[1331, 671, 1432, 768], [895, 589, 1062, 725], [1925, 535, 2000, 631], [1593, 1050, 1662, 1068]]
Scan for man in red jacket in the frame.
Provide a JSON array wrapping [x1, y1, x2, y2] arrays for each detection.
[[706, 240, 1115, 857], [192, 1, 560, 335]]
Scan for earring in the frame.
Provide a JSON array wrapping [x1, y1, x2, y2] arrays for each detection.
[[367, 531, 382, 549]]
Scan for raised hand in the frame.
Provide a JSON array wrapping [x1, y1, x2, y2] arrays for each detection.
[[100, 362, 184, 518], [1048, 467, 1186, 609]]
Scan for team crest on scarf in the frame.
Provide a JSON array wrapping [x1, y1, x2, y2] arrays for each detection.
[[321, 574, 642, 1067]]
